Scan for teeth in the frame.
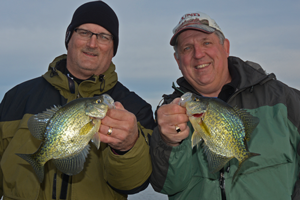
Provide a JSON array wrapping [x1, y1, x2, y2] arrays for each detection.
[[195, 64, 209, 69]]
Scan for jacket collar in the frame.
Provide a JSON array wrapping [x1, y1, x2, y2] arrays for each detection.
[[43, 54, 118, 102]]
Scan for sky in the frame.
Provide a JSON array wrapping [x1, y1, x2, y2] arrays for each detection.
[[0, 0, 299, 199]]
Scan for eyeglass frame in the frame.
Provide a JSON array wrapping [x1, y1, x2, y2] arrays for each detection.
[[74, 28, 114, 44]]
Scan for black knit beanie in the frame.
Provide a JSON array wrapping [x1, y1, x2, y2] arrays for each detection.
[[65, 1, 119, 56]]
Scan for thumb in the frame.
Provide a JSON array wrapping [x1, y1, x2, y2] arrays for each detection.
[[114, 101, 125, 110], [171, 97, 181, 105]]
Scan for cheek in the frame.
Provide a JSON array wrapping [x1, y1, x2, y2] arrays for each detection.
[[177, 54, 191, 68], [69, 37, 87, 51], [99, 44, 114, 56]]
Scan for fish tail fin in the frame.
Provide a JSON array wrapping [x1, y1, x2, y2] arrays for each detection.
[[232, 152, 260, 183], [191, 132, 202, 148], [16, 153, 45, 183]]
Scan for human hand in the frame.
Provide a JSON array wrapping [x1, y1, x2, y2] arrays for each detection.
[[157, 98, 190, 146], [99, 102, 139, 151]]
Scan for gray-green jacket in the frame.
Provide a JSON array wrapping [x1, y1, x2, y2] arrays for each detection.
[[150, 56, 300, 200]]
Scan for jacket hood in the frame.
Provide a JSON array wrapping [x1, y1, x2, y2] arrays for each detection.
[[228, 56, 274, 90]]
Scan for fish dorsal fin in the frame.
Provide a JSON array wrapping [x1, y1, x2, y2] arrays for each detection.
[[52, 144, 90, 175], [233, 106, 259, 141], [27, 105, 61, 140], [202, 143, 232, 174]]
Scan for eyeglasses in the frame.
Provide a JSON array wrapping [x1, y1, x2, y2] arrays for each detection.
[[74, 28, 113, 44]]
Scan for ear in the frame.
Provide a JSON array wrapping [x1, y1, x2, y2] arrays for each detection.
[[224, 38, 230, 57]]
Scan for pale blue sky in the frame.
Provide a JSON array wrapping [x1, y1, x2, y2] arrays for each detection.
[[0, 1, 299, 199], [0, 0, 300, 111], [1, 0, 300, 111]]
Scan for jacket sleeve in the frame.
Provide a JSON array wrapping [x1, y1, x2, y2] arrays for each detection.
[[0, 121, 13, 198], [290, 88, 300, 200], [150, 123, 194, 195], [0, 96, 21, 198], [0, 94, 11, 197], [103, 123, 152, 194], [0, 122, 4, 197]]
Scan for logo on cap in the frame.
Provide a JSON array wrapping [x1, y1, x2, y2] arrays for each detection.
[[181, 13, 200, 20]]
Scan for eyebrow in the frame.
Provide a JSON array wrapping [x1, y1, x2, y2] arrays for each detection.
[[180, 36, 211, 46], [78, 27, 110, 35]]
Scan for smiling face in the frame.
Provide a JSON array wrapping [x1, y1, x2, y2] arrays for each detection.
[[175, 30, 231, 97], [66, 23, 114, 79]]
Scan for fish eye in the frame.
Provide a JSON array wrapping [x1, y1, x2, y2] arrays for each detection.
[[194, 97, 200, 102], [96, 99, 102, 104]]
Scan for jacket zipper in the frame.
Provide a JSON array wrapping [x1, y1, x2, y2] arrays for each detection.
[[219, 169, 226, 200]]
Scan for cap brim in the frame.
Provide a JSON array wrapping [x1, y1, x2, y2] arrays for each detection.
[[170, 24, 216, 46]]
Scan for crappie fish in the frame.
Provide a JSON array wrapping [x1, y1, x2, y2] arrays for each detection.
[[17, 94, 115, 183], [179, 92, 260, 181]]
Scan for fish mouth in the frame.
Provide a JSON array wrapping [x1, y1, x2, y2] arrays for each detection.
[[89, 116, 100, 125], [192, 113, 205, 118], [187, 109, 206, 118], [190, 112, 206, 125]]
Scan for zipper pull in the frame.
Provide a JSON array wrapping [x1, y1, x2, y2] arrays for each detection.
[[219, 171, 225, 190]]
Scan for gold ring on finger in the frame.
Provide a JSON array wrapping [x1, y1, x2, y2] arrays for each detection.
[[175, 126, 181, 133], [107, 127, 113, 135]]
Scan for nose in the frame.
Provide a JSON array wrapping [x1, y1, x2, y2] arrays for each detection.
[[87, 34, 98, 48], [194, 45, 205, 59]]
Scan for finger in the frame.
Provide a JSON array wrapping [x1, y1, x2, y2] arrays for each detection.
[[157, 109, 189, 129], [170, 97, 181, 105], [99, 126, 137, 151], [160, 125, 190, 144], [158, 103, 186, 118], [175, 126, 190, 140], [99, 121, 133, 141], [99, 124, 119, 138], [158, 119, 188, 136], [105, 106, 134, 123], [175, 125, 181, 133], [174, 123, 188, 134], [105, 112, 137, 136], [99, 131, 122, 145], [114, 101, 125, 110]]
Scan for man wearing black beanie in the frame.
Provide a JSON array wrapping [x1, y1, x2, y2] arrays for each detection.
[[0, 1, 155, 200], [65, 0, 119, 56]]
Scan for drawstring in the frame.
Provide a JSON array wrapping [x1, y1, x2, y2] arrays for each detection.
[[50, 67, 58, 77], [99, 75, 105, 92], [172, 82, 185, 94], [249, 86, 254, 93], [67, 74, 75, 94]]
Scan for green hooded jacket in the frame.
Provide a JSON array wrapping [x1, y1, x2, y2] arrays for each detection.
[[0, 55, 155, 200]]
